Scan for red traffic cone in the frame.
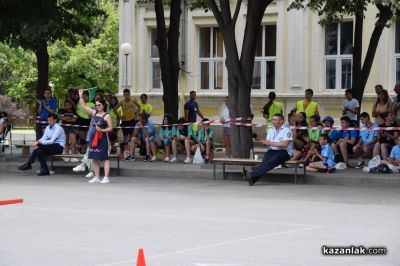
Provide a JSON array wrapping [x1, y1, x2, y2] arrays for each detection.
[[136, 248, 146, 266]]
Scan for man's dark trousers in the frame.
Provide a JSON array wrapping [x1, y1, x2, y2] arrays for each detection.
[[27, 144, 64, 172], [251, 150, 290, 178]]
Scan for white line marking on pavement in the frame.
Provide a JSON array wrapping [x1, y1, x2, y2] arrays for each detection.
[[194, 264, 241, 266], [97, 225, 324, 266]]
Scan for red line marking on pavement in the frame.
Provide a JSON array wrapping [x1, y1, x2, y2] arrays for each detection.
[[0, 199, 23, 205]]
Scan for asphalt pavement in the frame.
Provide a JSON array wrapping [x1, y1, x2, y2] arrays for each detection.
[[1, 172, 399, 266]]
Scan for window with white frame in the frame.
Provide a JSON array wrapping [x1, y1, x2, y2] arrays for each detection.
[[199, 27, 223, 90], [253, 24, 276, 90], [150, 28, 162, 90], [324, 21, 353, 90], [395, 20, 400, 84]]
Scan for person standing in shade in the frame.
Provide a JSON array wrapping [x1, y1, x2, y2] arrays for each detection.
[[115, 89, 141, 160], [78, 89, 113, 184], [262, 92, 283, 126], [292, 88, 319, 123], [36, 88, 58, 133], [220, 96, 231, 158], [342, 89, 360, 127], [184, 91, 204, 123], [244, 114, 294, 186], [18, 114, 65, 176]]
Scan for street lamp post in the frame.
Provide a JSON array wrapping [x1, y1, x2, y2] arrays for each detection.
[[120, 42, 133, 90]]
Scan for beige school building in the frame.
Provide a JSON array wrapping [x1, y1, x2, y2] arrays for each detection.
[[118, 0, 400, 123]]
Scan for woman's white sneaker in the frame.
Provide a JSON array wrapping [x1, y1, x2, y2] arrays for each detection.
[[85, 172, 95, 178], [151, 156, 157, 162], [73, 164, 86, 172], [62, 157, 70, 162], [169, 157, 177, 163], [184, 157, 192, 164], [100, 177, 110, 184], [88, 177, 101, 183], [164, 157, 170, 162]]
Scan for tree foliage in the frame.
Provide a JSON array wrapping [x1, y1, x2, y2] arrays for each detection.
[[0, 1, 118, 104]]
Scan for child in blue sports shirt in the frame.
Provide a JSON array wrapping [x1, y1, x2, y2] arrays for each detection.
[[306, 134, 336, 173], [329, 116, 358, 165], [381, 135, 400, 173]]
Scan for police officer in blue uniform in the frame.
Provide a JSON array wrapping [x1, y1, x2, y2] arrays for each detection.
[[246, 113, 294, 186]]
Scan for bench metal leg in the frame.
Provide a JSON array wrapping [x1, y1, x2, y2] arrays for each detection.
[[213, 163, 216, 180], [51, 157, 54, 171], [222, 163, 226, 180], [117, 157, 120, 176]]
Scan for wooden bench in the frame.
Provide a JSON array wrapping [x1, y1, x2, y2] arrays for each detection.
[[212, 157, 307, 184], [50, 154, 121, 175]]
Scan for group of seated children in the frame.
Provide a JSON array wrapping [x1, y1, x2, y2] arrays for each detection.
[[127, 112, 214, 163], [290, 111, 399, 173]]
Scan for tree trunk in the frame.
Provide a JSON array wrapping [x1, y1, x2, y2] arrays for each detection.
[[353, 4, 393, 105], [206, 0, 272, 158], [154, 0, 181, 122], [35, 43, 49, 139], [351, 8, 363, 107]]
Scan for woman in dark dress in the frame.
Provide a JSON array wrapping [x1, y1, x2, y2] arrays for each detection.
[[78, 89, 113, 184]]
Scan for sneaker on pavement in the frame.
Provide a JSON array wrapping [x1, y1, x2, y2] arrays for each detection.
[[298, 163, 304, 168], [85, 172, 95, 178], [100, 177, 110, 184], [62, 157, 70, 162], [70, 158, 80, 163], [274, 164, 282, 169], [164, 157, 170, 162], [355, 160, 365, 168], [73, 164, 86, 172], [362, 166, 371, 173], [169, 157, 177, 163], [184, 157, 191, 164], [143, 155, 150, 162], [88, 177, 101, 183], [124, 155, 132, 161], [151, 156, 157, 162]]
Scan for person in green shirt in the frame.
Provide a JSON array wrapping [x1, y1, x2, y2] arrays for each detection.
[[262, 92, 283, 124], [292, 89, 319, 123], [138, 93, 153, 115], [192, 118, 214, 163], [308, 115, 322, 144]]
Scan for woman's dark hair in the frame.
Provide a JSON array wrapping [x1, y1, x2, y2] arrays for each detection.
[[163, 114, 173, 130], [140, 93, 148, 100], [376, 89, 389, 105], [96, 99, 108, 112], [110, 96, 119, 108], [262, 92, 277, 117]]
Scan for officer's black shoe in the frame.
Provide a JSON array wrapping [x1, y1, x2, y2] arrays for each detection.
[[37, 171, 50, 176], [18, 163, 32, 171]]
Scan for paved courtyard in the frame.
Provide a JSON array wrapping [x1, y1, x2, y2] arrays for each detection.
[[1, 172, 399, 266]]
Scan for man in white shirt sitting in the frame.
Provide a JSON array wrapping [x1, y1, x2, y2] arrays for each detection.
[[245, 113, 294, 186], [19, 114, 65, 176]]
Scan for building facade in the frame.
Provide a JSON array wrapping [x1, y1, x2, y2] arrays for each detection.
[[118, 0, 400, 121]]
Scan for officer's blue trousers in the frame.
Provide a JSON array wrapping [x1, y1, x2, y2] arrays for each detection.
[[251, 150, 290, 178]]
